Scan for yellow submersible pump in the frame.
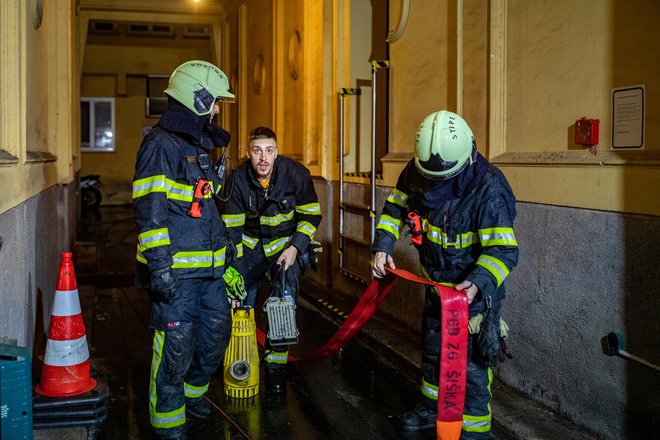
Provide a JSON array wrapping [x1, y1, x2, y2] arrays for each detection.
[[223, 306, 260, 398]]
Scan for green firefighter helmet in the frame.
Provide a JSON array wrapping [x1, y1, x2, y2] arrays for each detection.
[[164, 60, 235, 116], [414, 110, 476, 180]]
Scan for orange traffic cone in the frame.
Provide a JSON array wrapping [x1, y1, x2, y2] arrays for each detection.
[[35, 252, 97, 397]]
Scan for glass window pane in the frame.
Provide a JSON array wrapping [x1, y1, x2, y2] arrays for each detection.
[[93, 101, 113, 149]]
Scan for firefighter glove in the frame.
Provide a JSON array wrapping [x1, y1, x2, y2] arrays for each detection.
[[301, 240, 323, 271], [224, 266, 247, 301], [476, 310, 513, 367], [468, 314, 484, 334], [150, 267, 179, 301]]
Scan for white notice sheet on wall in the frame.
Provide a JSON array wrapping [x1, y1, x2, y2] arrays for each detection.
[[611, 85, 645, 149]]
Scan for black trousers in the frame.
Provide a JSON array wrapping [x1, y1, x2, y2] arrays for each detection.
[[149, 276, 231, 436]]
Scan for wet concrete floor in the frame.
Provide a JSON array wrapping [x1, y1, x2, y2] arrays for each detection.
[[75, 206, 435, 440]]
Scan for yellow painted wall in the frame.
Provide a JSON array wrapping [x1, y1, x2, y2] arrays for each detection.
[[244, 0, 274, 137], [492, 0, 660, 215], [388, 0, 453, 155], [0, 0, 76, 215], [381, 0, 660, 216], [80, 41, 212, 204], [74, 0, 659, 215]]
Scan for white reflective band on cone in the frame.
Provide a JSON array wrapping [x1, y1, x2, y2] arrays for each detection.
[[44, 336, 90, 366], [51, 289, 82, 316]]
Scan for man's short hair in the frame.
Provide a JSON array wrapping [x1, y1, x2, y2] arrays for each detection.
[[248, 126, 277, 142]]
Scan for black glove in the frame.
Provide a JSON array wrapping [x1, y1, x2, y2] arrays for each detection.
[[300, 240, 323, 271], [150, 267, 179, 301], [476, 307, 513, 368]]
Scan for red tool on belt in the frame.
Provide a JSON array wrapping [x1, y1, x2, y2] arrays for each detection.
[[188, 178, 211, 218], [406, 211, 424, 245]]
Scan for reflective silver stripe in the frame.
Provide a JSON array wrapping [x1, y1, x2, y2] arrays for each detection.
[[264, 351, 288, 364], [376, 214, 401, 239], [479, 227, 517, 247], [44, 336, 90, 366], [242, 234, 259, 249], [51, 289, 81, 316], [213, 247, 226, 268], [165, 179, 194, 201], [260, 210, 294, 226], [149, 331, 186, 429], [296, 221, 317, 238], [476, 254, 509, 286], [462, 367, 493, 433], [425, 222, 477, 249], [132, 176, 196, 202], [184, 382, 209, 398], [138, 229, 170, 251], [263, 236, 290, 257], [295, 202, 321, 215], [172, 252, 213, 269], [420, 378, 438, 400], [222, 214, 246, 227], [386, 188, 408, 208], [133, 175, 166, 198], [149, 331, 164, 409], [150, 406, 186, 429]]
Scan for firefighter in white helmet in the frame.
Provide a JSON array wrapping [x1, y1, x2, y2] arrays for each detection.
[[372, 110, 519, 438]]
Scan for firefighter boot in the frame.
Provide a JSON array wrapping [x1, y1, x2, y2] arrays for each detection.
[[186, 398, 213, 421], [265, 367, 287, 394], [153, 425, 187, 440], [395, 403, 437, 432]]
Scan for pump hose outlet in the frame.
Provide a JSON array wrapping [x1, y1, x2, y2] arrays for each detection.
[[229, 360, 251, 381]]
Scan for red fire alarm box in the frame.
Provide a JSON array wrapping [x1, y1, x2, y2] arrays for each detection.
[[575, 117, 600, 145]]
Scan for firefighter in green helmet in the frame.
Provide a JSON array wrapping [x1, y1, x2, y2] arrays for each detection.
[[372, 110, 519, 438], [133, 60, 243, 440]]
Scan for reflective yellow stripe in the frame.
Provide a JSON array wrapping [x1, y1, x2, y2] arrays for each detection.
[[242, 234, 259, 249], [133, 175, 197, 202], [263, 236, 290, 257], [264, 350, 289, 365], [222, 213, 246, 228], [376, 214, 402, 239], [236, 243, 244, 258], [260, 209, 295, 227], [213, 247, 227, 268], [295, 202, 321, 215], [425, 221, 477, 249], [421, 378, 438, 400], [478, 227, 517, 247], [133, 175, 167, 199], [476, 255, 510, 287], [296, 221, 317, 238], [138, 228, 171, 252], [386, 188, 408, 208], [172, 251, 212, 269], [166, 179, 195, 202], [149, 331, 187, 429], [184, 382, 209, 399], [136, 248, 147, 264], [462, 367, 493, 433]]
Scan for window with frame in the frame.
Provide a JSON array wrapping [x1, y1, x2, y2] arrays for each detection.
[[81, 97, 115, 152]]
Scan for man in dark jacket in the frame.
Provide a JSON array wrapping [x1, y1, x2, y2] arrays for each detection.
[[371, 110, 519, 439], [221, 126, 322, 394], [133, 60, 240, 440]]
